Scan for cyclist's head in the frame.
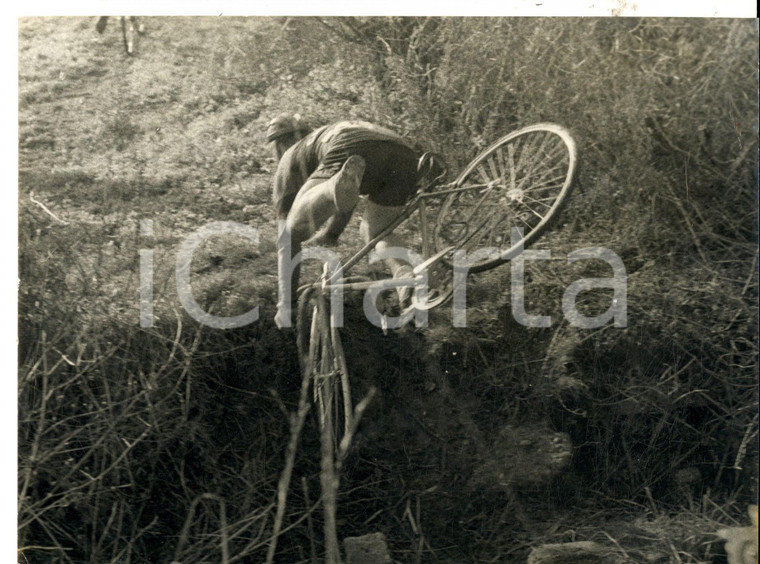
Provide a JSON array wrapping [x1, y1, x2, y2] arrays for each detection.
[[266, 113, 311, 159]]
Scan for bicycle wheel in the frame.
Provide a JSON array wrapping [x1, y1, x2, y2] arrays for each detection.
[[434, 123, 577, 272], [296, 288, 352, 450]]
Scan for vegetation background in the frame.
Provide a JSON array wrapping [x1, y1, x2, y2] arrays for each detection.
[[18, 16, 758, 563]]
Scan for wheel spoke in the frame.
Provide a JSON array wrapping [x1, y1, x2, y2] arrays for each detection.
[[519, 203, 547, 221], [496, 146, 509, 191], [507, 144, 517, 193], [475, 164, 491, 186], [521, 138, 564, 179], [526, 136, 565, 179], [462, 187, 495, 230], [520, 173, 568, 195], [479, 209, 508, 249], [488, 210, 532, 249], [459, 207, 501, 249], [436, 125, 576, 270], [514, 130, 551, 175], [513, 209, 534, 228], [510, 131, 541, 174], [522, 194, 553, 209], [487, 155, 500, 184], [516, 149, 567, 190]]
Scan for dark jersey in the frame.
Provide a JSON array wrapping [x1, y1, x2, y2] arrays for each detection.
[[272, 121, 420, 217]]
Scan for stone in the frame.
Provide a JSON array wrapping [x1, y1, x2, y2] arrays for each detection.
[[470, 423, 573, 491], [343, 532, 392, 564], [527, 541, 609, 564]]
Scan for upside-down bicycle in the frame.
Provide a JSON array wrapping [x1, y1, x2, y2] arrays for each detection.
[[283, 123, 577, 562]]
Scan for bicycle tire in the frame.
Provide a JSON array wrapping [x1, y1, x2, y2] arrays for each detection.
[[296, 287, 317, 374], [296, 288, 351, 450], [434, 123, 577, 273]]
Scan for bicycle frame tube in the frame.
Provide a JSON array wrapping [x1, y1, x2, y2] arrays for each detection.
[[325, 181, 487, 285], [419, 183, 491, 198], [330, 194, 422, 281]]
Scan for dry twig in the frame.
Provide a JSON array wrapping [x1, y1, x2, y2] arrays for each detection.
[[29, 192, 69, 225]]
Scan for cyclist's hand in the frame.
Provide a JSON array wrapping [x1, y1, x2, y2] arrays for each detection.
[[274, 307, 294, 331]]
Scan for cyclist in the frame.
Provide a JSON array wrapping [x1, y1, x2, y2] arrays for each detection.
[[266, 113, 442, 329]]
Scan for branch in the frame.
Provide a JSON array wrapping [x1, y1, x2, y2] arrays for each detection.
[[313, 17, 366, 45], [29, 192, 69, 225]]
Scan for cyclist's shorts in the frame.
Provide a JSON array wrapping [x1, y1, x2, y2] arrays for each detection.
[[307, 140, 419, 208]]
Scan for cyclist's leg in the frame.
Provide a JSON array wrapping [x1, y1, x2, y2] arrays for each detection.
[[275, 155, 365, 329], [123, 17, 137, 55], [360, 144, 419, 305], [96, 17, 108, 34], [361, 201, 415, 305], [361, 201, 407, 275], [308, 210, 353, 247], [287, 155, 364, 245]]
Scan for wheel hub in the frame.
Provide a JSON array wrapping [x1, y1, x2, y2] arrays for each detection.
[[506, 187, 523, 202]]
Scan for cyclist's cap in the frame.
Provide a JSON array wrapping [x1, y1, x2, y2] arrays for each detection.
[[266, 113, 309, 143]]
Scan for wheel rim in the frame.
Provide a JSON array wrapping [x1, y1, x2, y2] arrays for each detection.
[[299, 291, 349, 449], [435, 124, 576, 271]]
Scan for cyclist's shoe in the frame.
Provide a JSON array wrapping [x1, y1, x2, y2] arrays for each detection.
[[332, 155, 365, 213], [394, 265, 416, 309]]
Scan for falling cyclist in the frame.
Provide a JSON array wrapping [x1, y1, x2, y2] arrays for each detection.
[[266, 113, 444, 329]]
